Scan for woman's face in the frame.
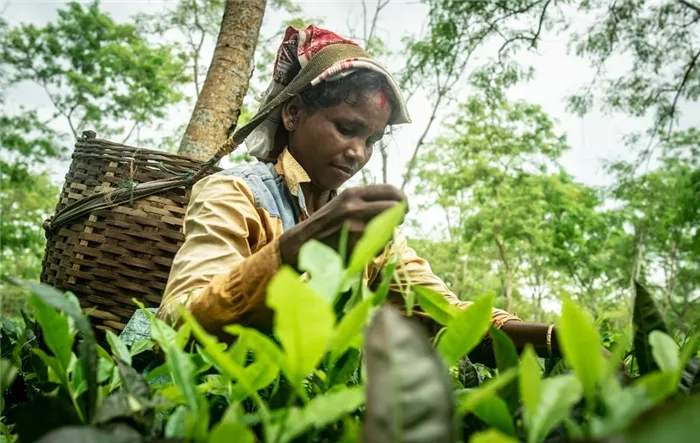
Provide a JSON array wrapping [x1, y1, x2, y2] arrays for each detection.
[[282, 90, 392, 191]]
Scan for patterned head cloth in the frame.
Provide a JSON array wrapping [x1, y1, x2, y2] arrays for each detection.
[[245, 25, 411, 159]]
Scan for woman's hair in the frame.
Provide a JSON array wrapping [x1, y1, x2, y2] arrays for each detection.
[[298, 69, 398, 118]]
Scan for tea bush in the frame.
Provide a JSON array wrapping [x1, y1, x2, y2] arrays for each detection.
[[1, 205, 699, 443]]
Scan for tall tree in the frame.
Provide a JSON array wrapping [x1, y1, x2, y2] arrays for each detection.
[[178, 0, 267, 161], [411, 0, 700, 162], [0, 1, 189, 143], [415, 70, 569, 311]]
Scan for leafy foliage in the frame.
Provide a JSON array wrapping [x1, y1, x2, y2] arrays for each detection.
[[1, 205, 698, 442]]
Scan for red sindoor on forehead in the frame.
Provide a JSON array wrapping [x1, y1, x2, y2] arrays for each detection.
[[379, 91, 387, 109]]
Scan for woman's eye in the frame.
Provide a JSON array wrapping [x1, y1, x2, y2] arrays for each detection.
[[335, 123, 354, 135]]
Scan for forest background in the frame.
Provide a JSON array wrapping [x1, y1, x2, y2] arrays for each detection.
[[1, 0, 698, 334]]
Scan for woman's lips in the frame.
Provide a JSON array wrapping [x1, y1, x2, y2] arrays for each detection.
[[330, 164, 354, 179]]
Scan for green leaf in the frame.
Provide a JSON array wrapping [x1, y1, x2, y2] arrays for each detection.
[[471, 395, 515, 436], [457, 368, 518, 415], [347, 202, 406, 275], [649, 330, 680, 373], [622, 395, 700, 443], [328, 298, 372, 363], [490, 326, 519, 413], [413, 286, 460, 326], [165, 406, 188, 438], [275, 386, 365, 442], [224, 325, 284, 368], [363, 304, 455, 443], [437, 293, 494, 367], [180, 310, 260, 400], [0, 359, 18, 392], [34, 424, 143, 443], [209, 422, 255, 443], [327, 348, 361, 387], [519, 345, 542, 420], [527, 374, 583, 443], [299, 239, 344, 303], [30, 295, 74, 371], [115, 359, 150, 402], [129, 338, 153, 357], [106, 330, 131, 367], [168, 346, 200, 411], [557, 298, 602, 403], [633, 281, 669, 375], [266, 267, 335, 386], [469, 428, 520, 443], [372, 261, 396, 306], [175, 322, 192, 350], [132, 299, 177, 352]]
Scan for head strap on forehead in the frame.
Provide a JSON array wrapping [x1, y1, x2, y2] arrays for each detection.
[[237, 25, 411, 159]]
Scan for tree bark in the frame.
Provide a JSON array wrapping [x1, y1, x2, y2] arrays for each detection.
[[178, 0, 267, 160]]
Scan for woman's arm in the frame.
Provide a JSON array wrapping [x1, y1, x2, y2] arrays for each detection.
[[159, 174, 284, 340]]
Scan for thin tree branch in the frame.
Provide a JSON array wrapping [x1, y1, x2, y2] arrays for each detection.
[[667, 48, 700, 136], [122, 121, 139, 144], [678, 0, 700, 15]]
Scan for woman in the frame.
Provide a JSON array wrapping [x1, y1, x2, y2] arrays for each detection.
[[131, 25, 566, 364]]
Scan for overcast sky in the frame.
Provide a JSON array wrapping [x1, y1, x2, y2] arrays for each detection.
[[3, 0, 696, 233]]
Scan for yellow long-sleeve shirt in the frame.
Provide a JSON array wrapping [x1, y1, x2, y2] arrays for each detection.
[[157, 149, 520, 339]]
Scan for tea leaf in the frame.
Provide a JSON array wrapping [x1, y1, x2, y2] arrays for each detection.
[[471, 395, 515, 436], [329, 298, 372, 363], [469, 428, 520, 443], [224, 325, 284, 368], [457, 368, 518, 415], [490, 326, 519, 413], [372, 261, 397, 306], [633, 281, 669, 375], [623, 395, 700, 443], [30, 295, 74, 374], [181, 311, 260, 400], [34, 423, 143, 443], [129, 338, 153, 357], [363, 304, 455, 443], [267, 267, 335, 386], [328, 348, 361, 386], [209, 422, 255, 443], [168, 347, 200, 412], [277, 386, 365, 442], [649, 330, 680, 373], [558, 299, 602, 403], [1, 359, 18, 392], [527, 374, 583, 443], [115, 359, 150, 402], [437, 293, 494, 367], [414, 286, 460, 326], [519, 345, 542, 420], [15, 282, 97, 420], [347, 202, 406, 275], [175, 322, 192, 350], [299, 239, 344, 303], [106, 331, 131, 367], [132, 299, 177, 352]]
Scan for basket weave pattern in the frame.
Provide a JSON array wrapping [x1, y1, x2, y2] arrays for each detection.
[[41, 135, 220, 336]]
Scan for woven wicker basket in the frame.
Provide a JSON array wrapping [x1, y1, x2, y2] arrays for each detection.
[[41, 131, 221, 337]]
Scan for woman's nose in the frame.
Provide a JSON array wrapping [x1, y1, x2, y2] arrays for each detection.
[[344, 140, 367, 163]]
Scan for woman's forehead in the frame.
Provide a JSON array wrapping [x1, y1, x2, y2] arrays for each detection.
[[323, 92, 392, 126]]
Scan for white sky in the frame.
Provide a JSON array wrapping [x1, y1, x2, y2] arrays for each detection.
[[2, 0, 696, 229]]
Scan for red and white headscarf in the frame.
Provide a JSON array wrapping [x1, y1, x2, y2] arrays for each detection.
[[246, 25, 411, 158]]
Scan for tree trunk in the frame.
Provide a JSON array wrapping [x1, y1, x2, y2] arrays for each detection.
[[178, 0, 267, 160]]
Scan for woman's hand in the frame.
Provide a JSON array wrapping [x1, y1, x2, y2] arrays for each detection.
[[279, 184, 406, 268]]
